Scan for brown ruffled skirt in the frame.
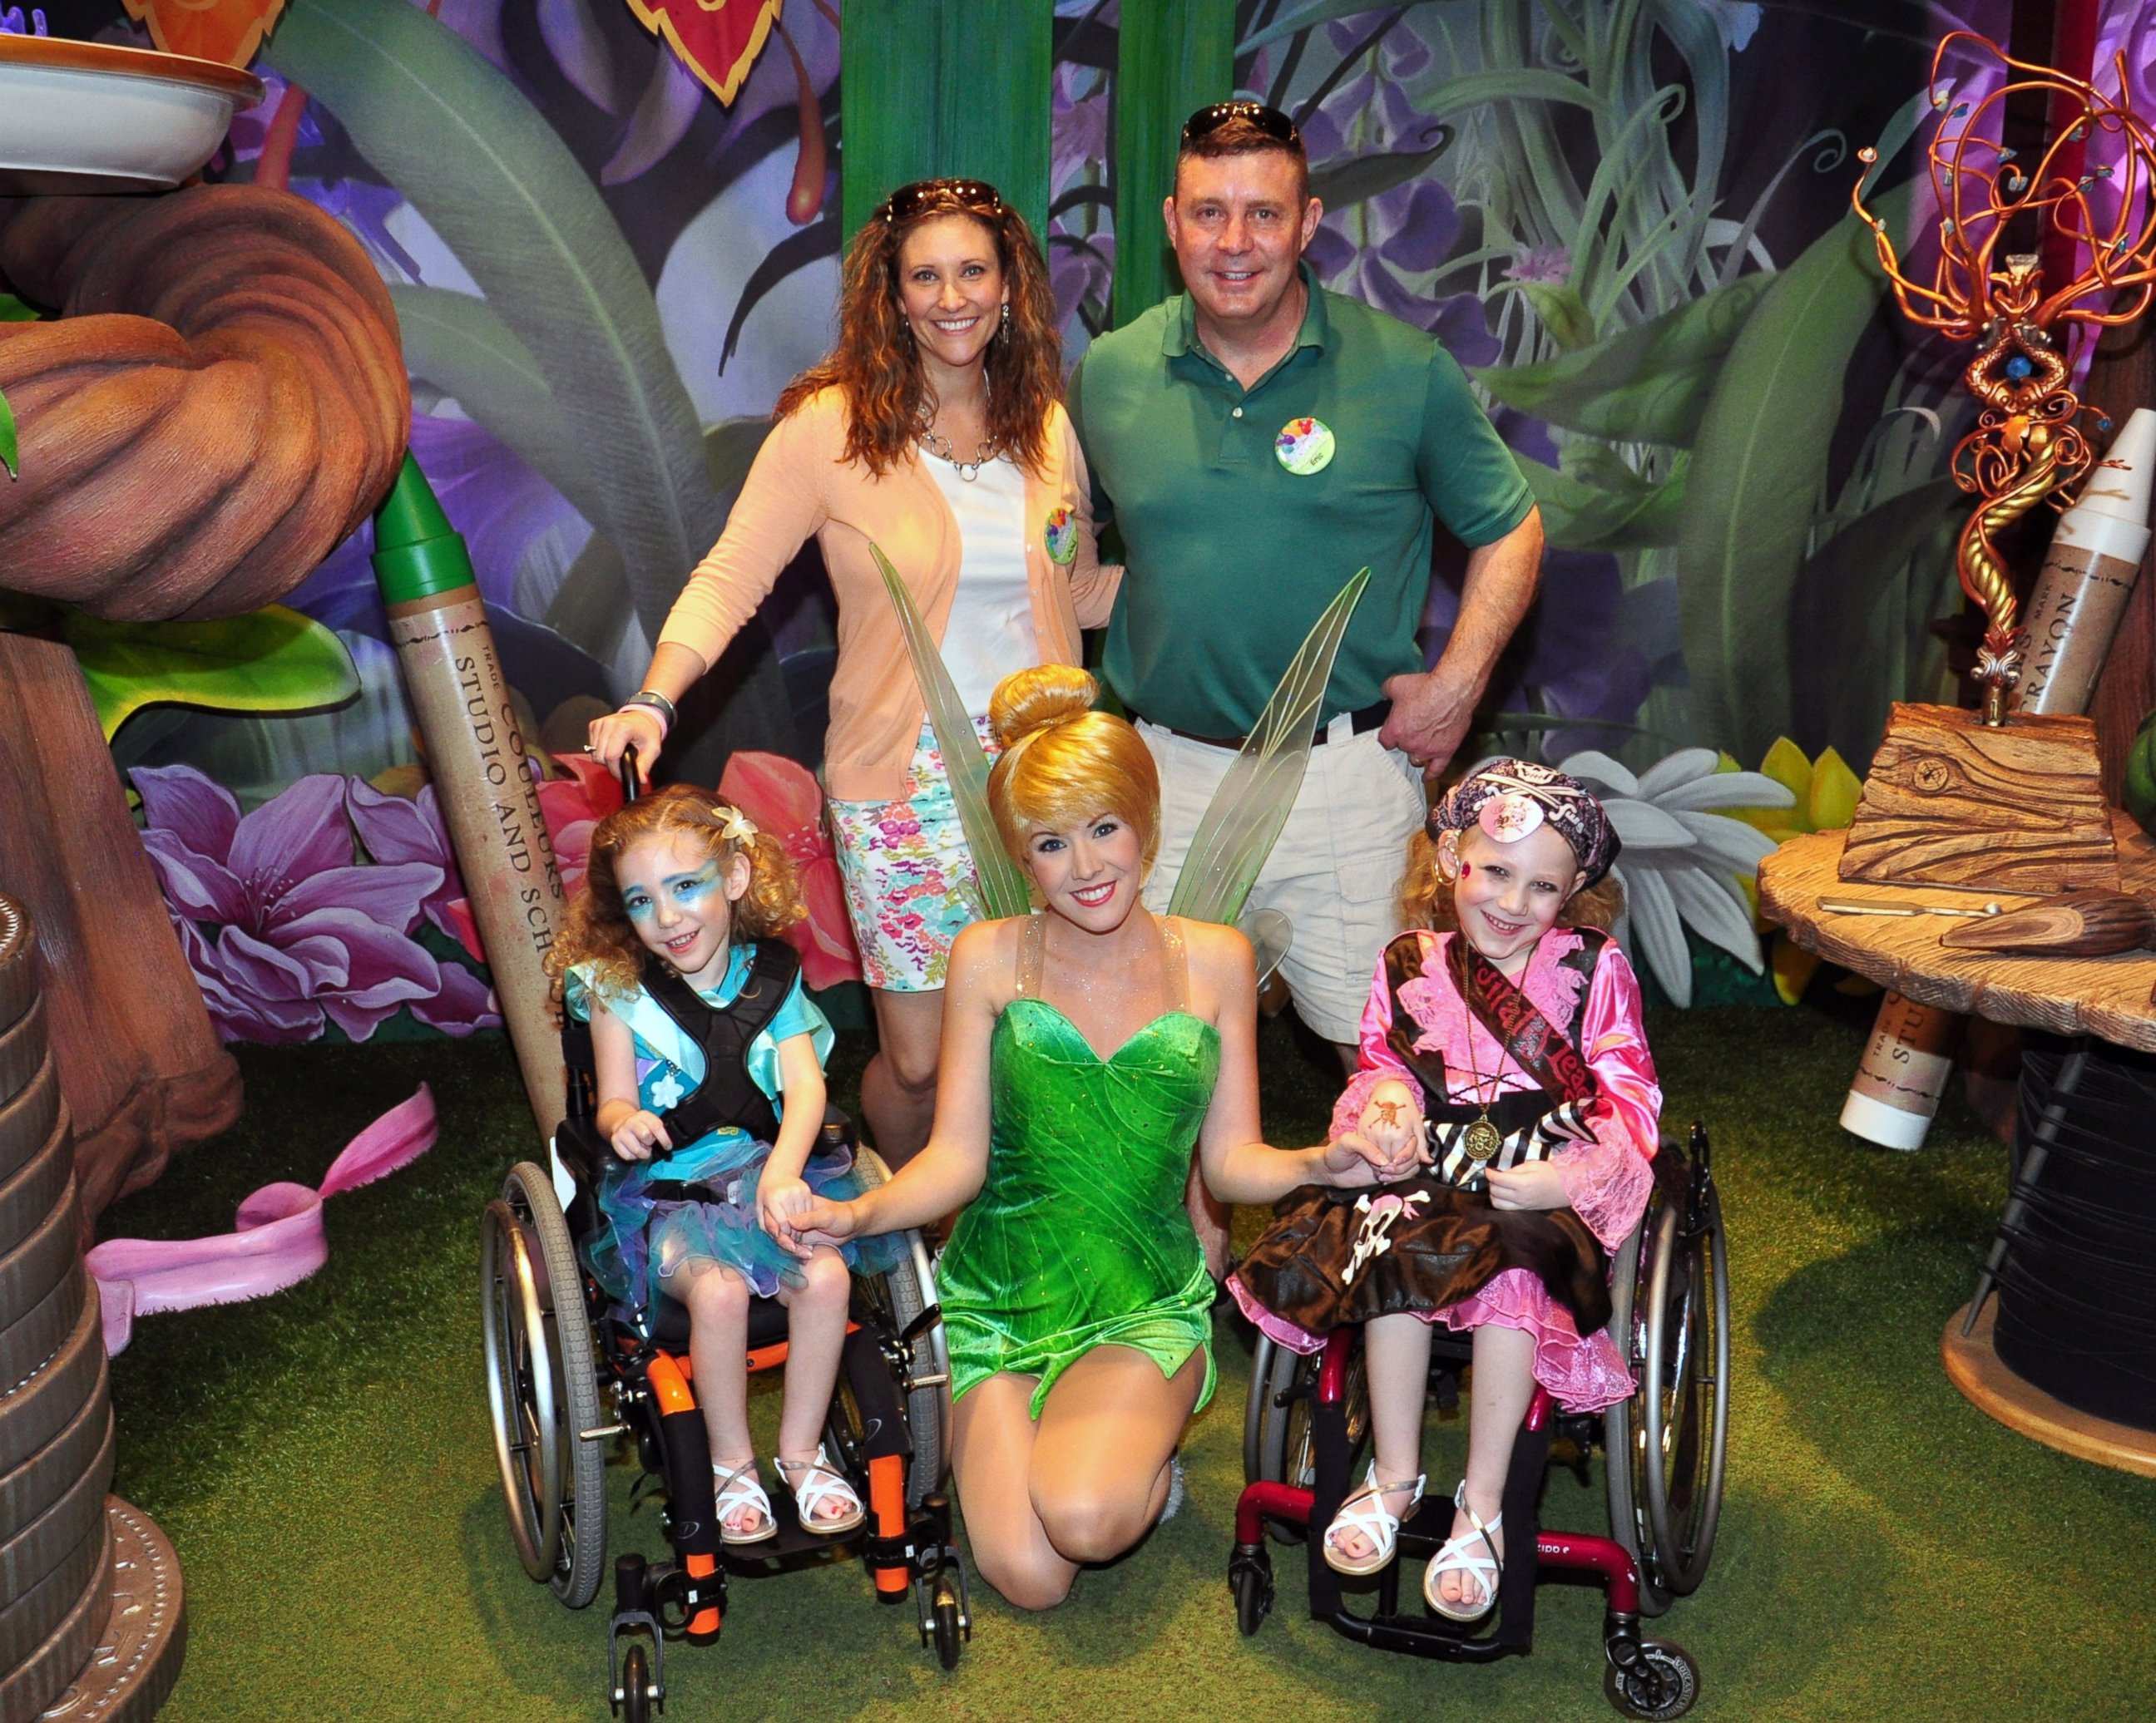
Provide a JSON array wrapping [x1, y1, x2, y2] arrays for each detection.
[[1233, 1173, 1610, 1338]]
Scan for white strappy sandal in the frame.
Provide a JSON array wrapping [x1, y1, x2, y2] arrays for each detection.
[[1422, 1481, 1503, 1622], [774, 1444, 867, 1537], [712, 1459, 777, 1546], [1321, 1461, 1427, 1577]]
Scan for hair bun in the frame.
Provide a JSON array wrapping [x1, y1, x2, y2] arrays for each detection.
[[988, 664, 1096, 750]]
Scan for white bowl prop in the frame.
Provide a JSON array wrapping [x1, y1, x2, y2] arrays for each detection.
[[0, 36, 264, 195]]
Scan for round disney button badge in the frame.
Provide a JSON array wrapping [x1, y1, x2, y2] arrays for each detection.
[[1043, 504, 1079, 565], [1275, 416, 1335, 476]]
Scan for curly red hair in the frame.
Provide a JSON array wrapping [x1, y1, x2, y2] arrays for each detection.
[[774, 187, 1061, 476], [545, 786, 804, 1005]]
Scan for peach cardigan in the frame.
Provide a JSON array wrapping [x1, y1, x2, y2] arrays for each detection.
[[657, 388, 1120, 803]]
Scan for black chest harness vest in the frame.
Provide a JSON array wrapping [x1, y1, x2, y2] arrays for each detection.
[[638, 939, 801, 1155]]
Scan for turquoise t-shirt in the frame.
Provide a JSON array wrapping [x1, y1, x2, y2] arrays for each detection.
[[1069, 262, 1533, 738]]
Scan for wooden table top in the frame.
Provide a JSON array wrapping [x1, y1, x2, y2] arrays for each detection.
[[1758, 815, 2156, 1051]]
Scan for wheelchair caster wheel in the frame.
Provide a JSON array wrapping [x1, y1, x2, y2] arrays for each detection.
[[932, 1578, 964, 1671], [617, 1644, 655, 1723], [1231, 1557, 1272, 1637], [1604, 1639, 1699, 1719]]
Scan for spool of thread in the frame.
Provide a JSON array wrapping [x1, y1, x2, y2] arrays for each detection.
[[2020, 407, 2156, 716], [1842, 412, 2156, 1148], [373, 455, 566, 1136], [1842, 991, 1964, 1150]]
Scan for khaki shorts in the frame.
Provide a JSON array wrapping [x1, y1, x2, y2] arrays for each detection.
[[1138, 717, 1428, 1044]]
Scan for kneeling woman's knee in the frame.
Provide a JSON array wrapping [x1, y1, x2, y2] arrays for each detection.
[[972, 1544, 1075, 1612], [1034, 1481, 1153, 1567]]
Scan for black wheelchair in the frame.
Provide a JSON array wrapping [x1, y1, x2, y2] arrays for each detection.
[[480, 1010, 968, 1720], [1230, 1123, 1729, 1720]]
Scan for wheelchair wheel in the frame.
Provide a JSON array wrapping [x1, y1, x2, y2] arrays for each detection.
[[854, 1148, 951, 1505], [1605, 1639, 1700, 1719], [481, 1161, 610, 1608], [1603, 1165, 1729, 1616], [618, 1643, 651, 1723], [1243, 1332, 1368, 1543]]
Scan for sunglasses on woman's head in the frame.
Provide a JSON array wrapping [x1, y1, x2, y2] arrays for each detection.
[[882, 179, 1006, 225], [1180, 101, 1302, 148]]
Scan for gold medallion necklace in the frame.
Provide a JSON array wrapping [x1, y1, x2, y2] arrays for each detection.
[[1457, 955, 1505, 1164]]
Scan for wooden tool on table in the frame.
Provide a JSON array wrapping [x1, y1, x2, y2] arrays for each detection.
[[1938, 891, 2156, 957]]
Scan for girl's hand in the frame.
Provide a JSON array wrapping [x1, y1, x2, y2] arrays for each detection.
[[1486, 1160, 1569, 1211], [757, 1176, 814, 1256], [1357, 1081, 1425, 1173], [586, 706, 664, 784], [610, 1109, 672, 1162]]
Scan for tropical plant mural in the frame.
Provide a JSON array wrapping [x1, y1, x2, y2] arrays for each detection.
[[38, 0, 2153, 1036]]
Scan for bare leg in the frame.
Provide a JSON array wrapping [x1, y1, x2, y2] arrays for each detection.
[[1329, 1311, 1432, 1563], [952, 1373, 1075, 1610], [772, 1246, 860, 1527], [951, 1347, 1204, 1611], [861, 986, 943, 1167], [1030, 1345, 1204, 1566], [680, 1264, 764, 1536], [1434, 1321, 1535, 1612]]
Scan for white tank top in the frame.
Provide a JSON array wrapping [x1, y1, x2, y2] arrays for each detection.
[[922, 452, 1040, 717]]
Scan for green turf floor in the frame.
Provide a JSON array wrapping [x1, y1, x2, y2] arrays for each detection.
[[98, 1003, 2156, 1722]]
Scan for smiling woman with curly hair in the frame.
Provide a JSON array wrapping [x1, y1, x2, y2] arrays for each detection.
[[586, 180, 1119, 1169]]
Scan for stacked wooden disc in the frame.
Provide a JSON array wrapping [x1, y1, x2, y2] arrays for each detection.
[[0, 895, 185, 1721]]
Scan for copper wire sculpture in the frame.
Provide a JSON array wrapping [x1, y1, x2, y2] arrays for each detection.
[[1853, 31, 2156, 724]]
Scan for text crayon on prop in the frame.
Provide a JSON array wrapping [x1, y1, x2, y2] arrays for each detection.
[[2020, 409, 2156, 717], [373, 456, 566, 1135], [1842, 991, 1962, 1152]]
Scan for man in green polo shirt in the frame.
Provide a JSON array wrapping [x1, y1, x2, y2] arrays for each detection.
[[1068, 101, 1543, 1057]]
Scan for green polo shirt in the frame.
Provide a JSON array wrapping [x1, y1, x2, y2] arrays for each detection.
[[1068, 264, 1533, 738]]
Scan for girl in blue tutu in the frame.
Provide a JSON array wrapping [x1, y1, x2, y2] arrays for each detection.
[[549, 785, 897, 1545]]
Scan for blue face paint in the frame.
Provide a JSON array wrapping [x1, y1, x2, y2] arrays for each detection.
[[623, 859, 725, 922]]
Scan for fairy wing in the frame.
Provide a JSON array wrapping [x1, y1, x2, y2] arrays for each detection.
[[1165, 568, 1372, 931], [872, 541, 1034, 921]]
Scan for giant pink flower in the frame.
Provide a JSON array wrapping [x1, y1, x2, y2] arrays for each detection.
[[135, 766, 497, 1044], [719, 750, 860, 990]]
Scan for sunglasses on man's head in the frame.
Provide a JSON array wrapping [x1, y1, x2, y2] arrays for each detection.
[[882, 179, 1006, 225], [1180, 101, 1302, 148]]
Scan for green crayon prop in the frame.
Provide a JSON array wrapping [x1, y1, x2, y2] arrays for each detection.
[[374, 455, 566, 1133]]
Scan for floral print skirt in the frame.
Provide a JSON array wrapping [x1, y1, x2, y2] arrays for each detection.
[[828, 718, 999, 992]]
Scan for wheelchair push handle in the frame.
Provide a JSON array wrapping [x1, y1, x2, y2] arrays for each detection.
[[620, 743, 642, 805]]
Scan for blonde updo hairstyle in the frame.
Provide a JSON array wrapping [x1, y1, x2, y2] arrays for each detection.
[[986, 665, 1160, 882], [546, 784, 804, 1001]]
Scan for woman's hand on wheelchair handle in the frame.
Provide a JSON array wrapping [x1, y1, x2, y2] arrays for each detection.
[[608, 1108, 672, 1161], [1485, 1160, 1568, 1210], [586, 707, 664, 784]]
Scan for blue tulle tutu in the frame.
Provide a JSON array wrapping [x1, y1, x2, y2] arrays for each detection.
[[589, 1131, 904, 1309]]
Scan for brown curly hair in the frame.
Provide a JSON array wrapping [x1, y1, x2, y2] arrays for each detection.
[[1396, 829, 1624, 937], [546, 786, 804, 1003], [774, 185, 1061, 476]]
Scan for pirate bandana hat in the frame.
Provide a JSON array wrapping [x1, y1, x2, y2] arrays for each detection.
[[1430, 758, 1620, 889]]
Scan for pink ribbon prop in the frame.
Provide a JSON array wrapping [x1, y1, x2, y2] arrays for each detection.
[[83, 1084, 439, 1355]]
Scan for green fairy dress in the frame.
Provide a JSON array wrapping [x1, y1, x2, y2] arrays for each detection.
[[936, 915, 1221, 1417]]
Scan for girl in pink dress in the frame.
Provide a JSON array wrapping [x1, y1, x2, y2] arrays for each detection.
[[1230, 759, 1661, 1623]]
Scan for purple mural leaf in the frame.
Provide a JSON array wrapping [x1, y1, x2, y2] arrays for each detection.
[[280, 861, 443, 935], [604, 44, 707, 186], [347, 780, 468, 939], [537, 0, 621, 114]]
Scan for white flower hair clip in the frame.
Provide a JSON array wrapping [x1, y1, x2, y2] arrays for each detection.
[[719, 807, 759, 845]]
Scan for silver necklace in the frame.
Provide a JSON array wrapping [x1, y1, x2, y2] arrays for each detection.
[[917, 412, 999, 481]]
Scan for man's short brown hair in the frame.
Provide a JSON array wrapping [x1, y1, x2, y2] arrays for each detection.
[[1174, 114, 1311, 204]]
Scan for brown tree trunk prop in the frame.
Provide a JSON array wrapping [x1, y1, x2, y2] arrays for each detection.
[[0, 185, 409, 1226]]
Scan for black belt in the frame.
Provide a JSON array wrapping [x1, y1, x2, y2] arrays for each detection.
[[1132, 698, 1388, 752]]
